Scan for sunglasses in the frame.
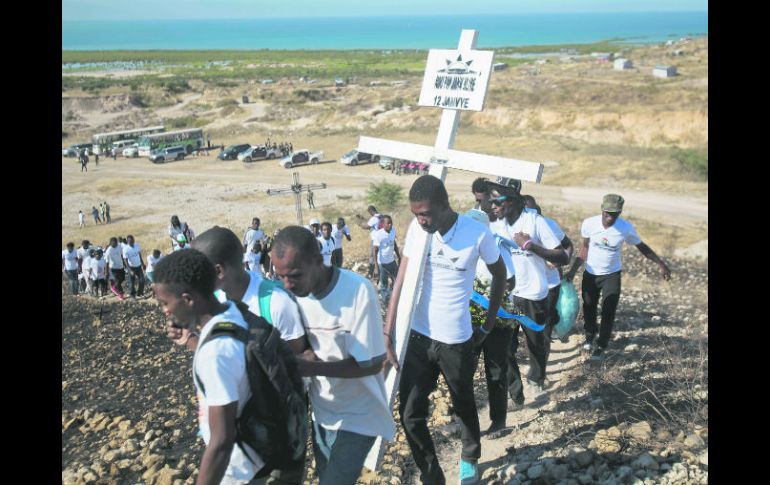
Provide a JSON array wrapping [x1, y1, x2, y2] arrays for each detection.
[[491, 196, 509, 206]]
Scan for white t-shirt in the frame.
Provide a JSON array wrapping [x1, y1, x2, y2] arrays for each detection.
[[317, 237, 335, 267], [173, 244, 191, 251], [169, 222, 189, 248], [367, 214, 381, 232], [293, 267, 395, 440], [146, 254, 162, 272], [403, 215, 500, 344], [331, 226, 350, 250], [244, 251, 262, 272], [524, 208, 567, 289], [122, 243, 143, 268], [90, 258, 107, 280], [62, 249, 79, 271], [81, 256, 93, 278], [77, 246, 91, 262], [582, 215, 641, 275], [491, 210, 561, 301], [475, 236, 515, 284], [243, 228, 265, 251], [104, 245, 124, 269], [372, 228, 397, 264], [78, 212, 85, 223], [193, 301, 264, 483], [215, 270, 305, 341]]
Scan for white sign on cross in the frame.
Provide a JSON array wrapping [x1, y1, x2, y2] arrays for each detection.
[[359, 29, 546, 472]]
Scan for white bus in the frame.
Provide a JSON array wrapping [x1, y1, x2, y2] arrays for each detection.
[[92, 126, 165, 155], [137, 128, 205, 157]]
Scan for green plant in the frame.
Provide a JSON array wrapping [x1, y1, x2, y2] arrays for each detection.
[[128, 93, 147, 107], [671, 147, 708, 178], [365, 180, 404, 212]]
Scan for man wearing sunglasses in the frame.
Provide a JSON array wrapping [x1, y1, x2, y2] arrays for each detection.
[[488, 183, 570, 403]]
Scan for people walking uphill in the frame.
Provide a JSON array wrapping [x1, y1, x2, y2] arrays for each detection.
[[356, 206, 382, 279], [104, 237, 127, 300], [242, 217, 266, 253], [372, 215, 400, 306], [565, 193, 671, 361], [168, 215, 193, 250], [316, 222, 335, 267], [100, 202, 107, 225], [104, 202, 111, 223], [91, 206, 101, 225], [62, 242, 80, 295], [78, 210, 85, 228], [271, 226, 396, 485], [488, 181, 569, 405], [122, 235, 146, 298], [384, 175, 507, 485], [154, 249, 307, 485], [331, 217, 351, 267]]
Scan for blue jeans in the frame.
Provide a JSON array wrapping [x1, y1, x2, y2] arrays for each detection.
[[312, 421, 376, 485], [378, 261, 399, 304]]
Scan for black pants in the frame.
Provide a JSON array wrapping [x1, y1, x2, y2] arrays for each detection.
[[477, 325, 513, 424], [508, 296, 549, 399], [331, 248, 343, 267], [111, 268, 126, 294], [544, 284, 561, 361], [65, 270, 79, 295], [582, 271, 622, 348], [399, 331, 480, 484], [94, 278, 107, 297], [128, 266, 145, 296]]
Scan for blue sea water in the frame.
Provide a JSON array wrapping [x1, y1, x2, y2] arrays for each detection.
[[62, 12, 707, 51]]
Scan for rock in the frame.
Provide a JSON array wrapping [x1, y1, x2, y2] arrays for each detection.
[[517, 461, 531, 472], [527, 464, 544, 479], [116, 459, 132, 470], [624, 344, 639, 352], [655, 430, 672, 441], [142, 453, 165, 470], [83, 471, 98, 483], [122, 439, 138, 453], [481, 467, 497, 481], [698, 450, 708, 466], [504, 464, 518, 479], [594, 430, 622, 454], [607, 426, 623, 438], [590, 398, 604, 408], [155, 465, 182, 485], [569, 447, 594, 467], [577, 474, 593, 485], [628, 422, 652, 441], [633, 453, 659, 470], [684, 433, 705, 448], [547, 463, 569, 480], [102, 450, 120, 464], [615, 465, 633, 479]]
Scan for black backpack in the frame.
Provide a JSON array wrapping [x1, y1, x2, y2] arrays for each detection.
[[194, 300, 307, 468]]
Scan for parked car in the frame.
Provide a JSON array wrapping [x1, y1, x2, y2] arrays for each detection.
[[62, 143, 93, 157], [149, 146, 187, 164], [279, 149, 324, 169], [122, 143, 140, 158], [217, 143, 251, 160], [238, 145, 282, 162], [339, 149, 381, 166]]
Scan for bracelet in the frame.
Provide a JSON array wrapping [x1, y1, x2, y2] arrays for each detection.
[[522, 240, 533, 251], [479, 325, 491, 335]]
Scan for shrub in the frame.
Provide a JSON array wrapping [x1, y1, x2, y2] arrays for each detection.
[[366, 180, 404, 212], [671, 147, 708, 178], [129, 93, 148, 107]]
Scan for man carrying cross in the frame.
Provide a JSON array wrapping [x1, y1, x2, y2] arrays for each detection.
[[384, 175, 507, 484]]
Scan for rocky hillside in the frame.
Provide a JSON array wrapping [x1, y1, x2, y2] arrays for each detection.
[[62, 250, 707, 485]]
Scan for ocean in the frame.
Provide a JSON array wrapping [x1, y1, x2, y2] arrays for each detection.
[[61, 12, 707, 51]]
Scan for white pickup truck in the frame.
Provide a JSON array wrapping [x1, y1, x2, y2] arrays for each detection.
[[279, 149, 324, 168]]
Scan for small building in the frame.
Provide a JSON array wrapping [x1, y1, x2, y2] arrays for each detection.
[[591, 52, 613, 62], [241, 95, 249, 104], [334, 77, 346, 87], [653, 65, 677, 78], [493, 62, 508, 71], [613, 58, 633, 70], [535, 59, 548, 65], [670, 49, 685, 57], [261, 79, 274, 84]]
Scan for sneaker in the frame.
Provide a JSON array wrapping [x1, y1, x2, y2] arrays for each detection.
[[528, 382, 546, 398], [582, 335, 595, 352], [458, 460, 479, 485], [590, 346, 606, 361], [509, 399, 525, 411]]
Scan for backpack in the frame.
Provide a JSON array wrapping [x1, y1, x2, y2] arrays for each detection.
[[194, 300, 307, 468]]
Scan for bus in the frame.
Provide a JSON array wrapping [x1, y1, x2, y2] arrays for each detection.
[[91, 126, 165, 155], [137, 128, 205, 157]]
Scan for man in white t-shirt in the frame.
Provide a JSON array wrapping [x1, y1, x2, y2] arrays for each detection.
[[153, 249, 266, 485], [356, 206, 381, 279], [62, 242, 80, 295], [271, 226, 396, 485], [80, 248, 95, 296], [522, 195, 574, 356], [317, 222, 336, 268], [165, 226, 308, 356], [384, 175, 507, 485], [104, 237, 126, 300], [78, 210, 85, 228], [91, 249, 108, 297], [331, 217, 351, 267], [488, 182, 570, 402], [145, 249, 162, 285], [372, 215, 401, 305], [243, 217, 266, 253], [565, 194, 671, 360], [122, 235, 147, 298]]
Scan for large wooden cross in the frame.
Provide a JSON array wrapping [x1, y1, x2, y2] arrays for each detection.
[[359, 29, 545, 471], [265, 172, 327, 226]]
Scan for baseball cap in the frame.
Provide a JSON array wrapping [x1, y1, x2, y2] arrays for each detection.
[[309, 218, 320, 225], [176, 234, 187, 243], [601, 194, 625, 212], [495, 177, 522, 194]]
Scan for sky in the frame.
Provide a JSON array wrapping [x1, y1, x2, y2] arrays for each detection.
[[62, 0, 708, 21]]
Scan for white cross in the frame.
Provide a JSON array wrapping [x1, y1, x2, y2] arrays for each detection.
[[360, 29, 545, 472]]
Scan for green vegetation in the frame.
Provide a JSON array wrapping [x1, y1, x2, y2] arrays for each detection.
[[366, 180, 404, 212], [163, 115, 210, 129], [671, 147, 708, 178]]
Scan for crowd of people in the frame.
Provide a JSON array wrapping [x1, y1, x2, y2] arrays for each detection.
[[63, 175, 671, 485], [265, 138, 293, 157]]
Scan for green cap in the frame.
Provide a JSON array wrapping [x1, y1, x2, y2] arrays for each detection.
[[601, 194, 625, 212]]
